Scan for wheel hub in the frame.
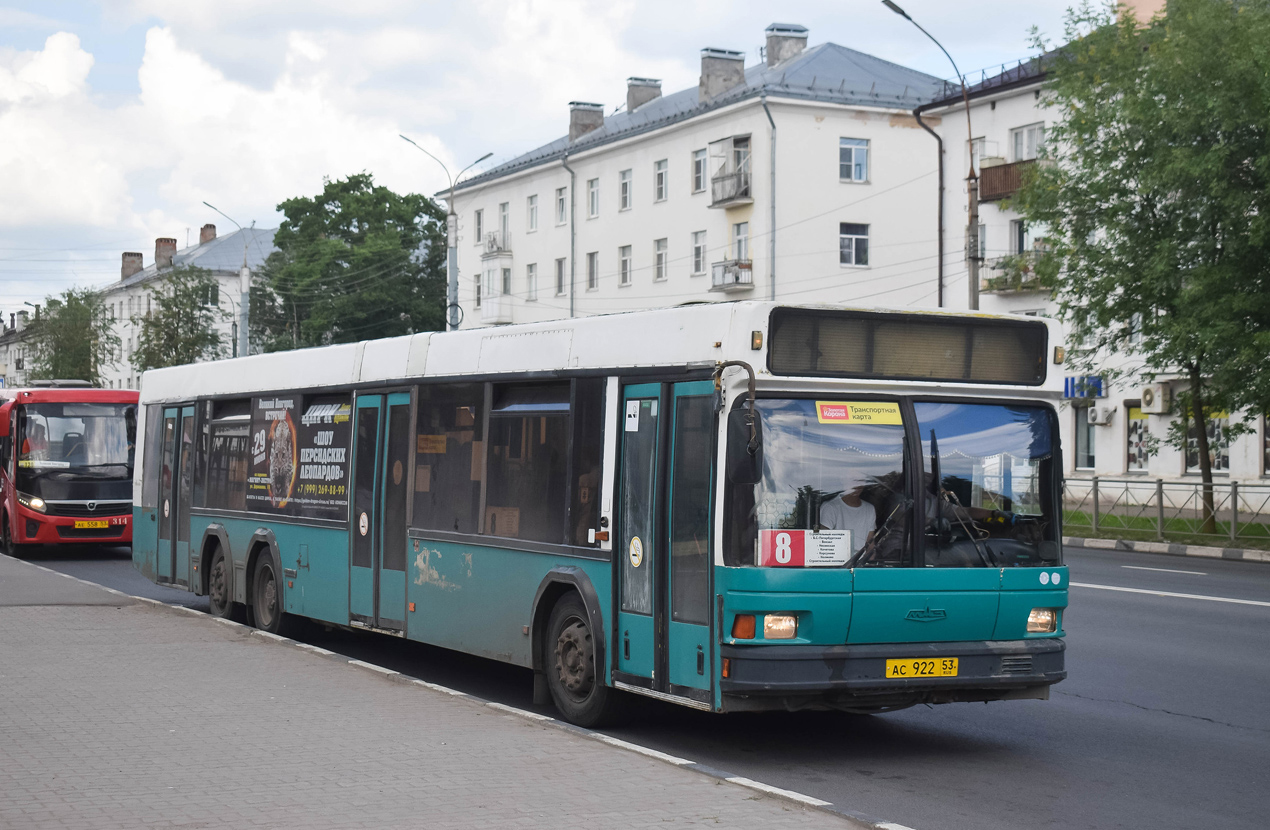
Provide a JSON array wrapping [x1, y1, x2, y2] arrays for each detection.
[[555, 620, 594, 697]]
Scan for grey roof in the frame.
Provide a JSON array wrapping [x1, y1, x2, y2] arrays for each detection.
[[453, 42, 945, 193], [110, 227, 278, 292], [920, 53, 1053, 110]]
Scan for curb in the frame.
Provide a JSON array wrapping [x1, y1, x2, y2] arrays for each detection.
[[11, 557, 915, 830], [1064, 536, 1270, 564]]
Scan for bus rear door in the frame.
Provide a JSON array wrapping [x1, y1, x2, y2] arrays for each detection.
[[349, 391, 411, 633], [615, 381, 714, 706]]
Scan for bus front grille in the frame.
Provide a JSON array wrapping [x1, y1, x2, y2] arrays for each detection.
[[1000, 656, 1034, 676], [45, 502, 130, 518]]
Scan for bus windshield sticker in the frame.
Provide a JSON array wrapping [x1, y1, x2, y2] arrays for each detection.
[[815, 401, 902, 425], [417, 434, 446, 453], [758, 529, 852, 567], [625, 400, 640, 431]]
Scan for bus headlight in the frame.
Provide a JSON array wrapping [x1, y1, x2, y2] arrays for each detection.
[[17, 493, 46, 513], [1027, 608, 1058, 633], [763, 614, 798, 639]]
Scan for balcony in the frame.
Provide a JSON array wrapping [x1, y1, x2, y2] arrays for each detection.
[[710, 168, 752, 208], [711, 259, 753, 292], [481, 230, 511, 257], [479, 292, 513, 325], [981, 252, 1047, 294], [979, 159, 1036, 202]]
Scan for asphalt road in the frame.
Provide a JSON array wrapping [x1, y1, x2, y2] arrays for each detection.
[[30, 545, 1270, 830]]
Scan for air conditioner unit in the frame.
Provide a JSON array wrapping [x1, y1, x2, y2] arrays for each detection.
[[1140, 383, 1171, 414], [1088, 406, 1115, 426]]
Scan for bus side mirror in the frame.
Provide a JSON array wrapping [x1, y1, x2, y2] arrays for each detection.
[[726, 407, 763, 485]]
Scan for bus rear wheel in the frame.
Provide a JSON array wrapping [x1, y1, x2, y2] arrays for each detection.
[[251, 555, 285, 635], [545, 594, 624, 727]]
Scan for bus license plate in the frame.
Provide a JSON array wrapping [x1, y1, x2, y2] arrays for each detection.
[[885, 658, 958, 678], [74, 520, 108, 529]]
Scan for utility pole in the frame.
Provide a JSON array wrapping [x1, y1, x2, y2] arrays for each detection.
[[203, 202, 253, 356], [400, 136, 492, 331], [883, 1, 980, 309]]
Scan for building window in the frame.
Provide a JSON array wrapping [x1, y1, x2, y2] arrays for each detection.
[[618, 246, 632, 286], [1011, 219, 1030, 255], [555, 258, 566, 296], [484, 267, 497, 298], [691, 231, 706, 275], [653, 238, 667, 281], [692, 149, 707, 193], [969, 136, 987, 171], [1011, 122, 1046, 161], [839, 223, 869, 266], [733, 222, 749, 261], [653, 159, 667, 202], [586, 252, 598, 290], [527, 195, 538, 232], [555, 188, 567, 224], [526, 263, 537, 301], [501, 267, 511, 296], [839, 138, 869, 182], [1187, 413, 1230, 473], [498, 202, 509, 240], [1074, 404, 1095, 470], [474, 209, 484, 245], [619, 169, 632, 211], [587, 179, 599, 218], [474, 276, 482, 308], [1127, 406, 1149, 472]]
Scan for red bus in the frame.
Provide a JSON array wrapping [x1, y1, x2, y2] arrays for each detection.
[[0, 383, 139, 555]]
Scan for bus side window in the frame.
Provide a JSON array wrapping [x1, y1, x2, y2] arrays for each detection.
[[413, 384, 485, 535], [142, 404, 164, 510], [570, 378, 605, 546]]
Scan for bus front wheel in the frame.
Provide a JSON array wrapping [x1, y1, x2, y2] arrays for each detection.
[[1, 512, 26, 558], [545, 593, 624, 727]]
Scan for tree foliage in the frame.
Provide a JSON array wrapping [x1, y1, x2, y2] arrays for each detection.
[[132, 266, 227, 371], [1015, 0, 1270, 529], [25, 288, 119, 385], [250, 173, 446, 352]]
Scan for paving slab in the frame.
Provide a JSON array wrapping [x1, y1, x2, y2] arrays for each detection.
[[0, 557, 852, 829]]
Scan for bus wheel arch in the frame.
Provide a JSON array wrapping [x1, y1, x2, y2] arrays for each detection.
[[531, 567, 619, 725], [245, 530, 284, 633], [197, 525, 231, 597]]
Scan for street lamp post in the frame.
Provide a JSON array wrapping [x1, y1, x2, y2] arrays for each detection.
[[400, 136, 492, 331], [883, 1, 980, 310], [203, 202, 254, 358]]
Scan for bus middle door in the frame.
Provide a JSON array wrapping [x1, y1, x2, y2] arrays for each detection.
[[349, 392, 410, 633]]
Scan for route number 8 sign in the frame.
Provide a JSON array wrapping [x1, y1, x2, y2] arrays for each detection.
[[759, 529, 852, 567]]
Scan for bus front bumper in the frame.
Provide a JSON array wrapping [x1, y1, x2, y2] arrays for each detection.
[[719, 638, 1065, 712]]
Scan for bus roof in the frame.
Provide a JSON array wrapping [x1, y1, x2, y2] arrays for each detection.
[[138, 302, 1065, 404]]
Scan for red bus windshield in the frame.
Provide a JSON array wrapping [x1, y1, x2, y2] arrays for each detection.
[[15, 403, 137, 497]]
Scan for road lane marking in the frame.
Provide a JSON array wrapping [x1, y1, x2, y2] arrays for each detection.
[[1072, 581, 1270, 607], [723, 775, 833, 807], [1121, 565, 1207, 576]]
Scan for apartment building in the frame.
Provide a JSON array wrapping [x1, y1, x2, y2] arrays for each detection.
[[448, 23, 945, 328], [920, 61, 1269, 483], [99, 224, 277, 389]]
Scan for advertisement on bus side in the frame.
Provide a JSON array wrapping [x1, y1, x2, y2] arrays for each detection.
[[246, 394, 351, 520]]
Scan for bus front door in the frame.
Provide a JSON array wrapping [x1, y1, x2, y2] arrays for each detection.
[[157, 405, 194, 587], [615, 381, 714, 704], [349, 392, 410, 633]]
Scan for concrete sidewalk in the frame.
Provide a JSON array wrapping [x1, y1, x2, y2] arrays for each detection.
[[0, 555, 852, 829]]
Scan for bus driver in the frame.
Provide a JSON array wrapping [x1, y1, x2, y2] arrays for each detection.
[[817, 472, 876, 554]]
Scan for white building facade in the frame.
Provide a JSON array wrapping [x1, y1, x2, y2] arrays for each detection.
[[921, 62, 1269, 484], [449, 24, 946, 330]]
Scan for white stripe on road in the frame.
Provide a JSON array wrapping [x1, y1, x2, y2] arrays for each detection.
[[723, 775, 833, 807], [1072, 581, 1270, 607], [1121, 565, 1207, 576]]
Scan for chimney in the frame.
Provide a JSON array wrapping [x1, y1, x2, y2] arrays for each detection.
[[199, 223, 217, 245], [7, 313, 12, 332], [765, 23, 808, 67], [699, 48, 746, 102], [155, 238, 177, 269], [121, 252, 143, 280], [569, 102, 604, 142], [626, 77, 662, 113]]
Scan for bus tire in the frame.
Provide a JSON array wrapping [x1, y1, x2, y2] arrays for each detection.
[[251, 554, 286, 635], [545, 593, 624, 727], [207, 547, 238, 620], [1, 511, 26, 559]]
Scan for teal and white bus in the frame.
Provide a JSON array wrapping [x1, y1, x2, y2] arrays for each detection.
[[133, 303, 1067, 725]]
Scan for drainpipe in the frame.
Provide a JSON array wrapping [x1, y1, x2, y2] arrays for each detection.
[[761, 94, 777, 301], [561, 154, 577, 317], [914, 104, 944, 308]]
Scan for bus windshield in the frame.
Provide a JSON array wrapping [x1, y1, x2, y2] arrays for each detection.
[[726, 398, 1059, 568], [16, 403, 137, 495]]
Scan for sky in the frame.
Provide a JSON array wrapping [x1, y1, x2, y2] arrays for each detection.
[[0, 0, 1074, 314]]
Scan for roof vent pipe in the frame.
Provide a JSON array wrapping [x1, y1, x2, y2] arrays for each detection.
[[568, 102, 604, 142], [626, 77, 662, 112], [699, 48, 746, 101], [765, 23, 808, 67]]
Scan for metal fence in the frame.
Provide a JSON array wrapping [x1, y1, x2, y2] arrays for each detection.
[[1063, 477, 1270, 548]]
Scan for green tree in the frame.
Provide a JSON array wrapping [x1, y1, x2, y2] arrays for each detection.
[[132, 266, 227, 371], [251, 172, 446, 352], [1016, 0, 1270, 532], [25, 288, 119, 385]]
